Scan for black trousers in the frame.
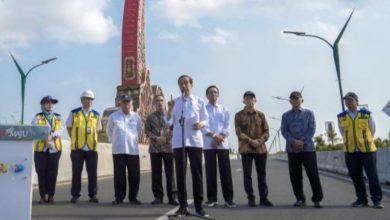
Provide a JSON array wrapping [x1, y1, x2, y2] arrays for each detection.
[[71, 150, 98, 198], [288, 152, 323, 202], [174, 147, 203, 210], [34, 151, 61, 198], [150, 153, 177, 201], [345, 152, 382, 203], [113, 154, 140, 201], [241, 153, 268, 200], [204, 149, 234, 202]]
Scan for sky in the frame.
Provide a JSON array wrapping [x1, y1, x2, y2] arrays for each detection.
[[1, 0, 389, 151]]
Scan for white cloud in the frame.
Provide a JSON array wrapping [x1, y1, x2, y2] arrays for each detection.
[[157, 32, 182, 41], [150, 0, 336, 27], [0, 0, 118, 51], [151, 0, 390, 29], [200, 27, 235, 45]]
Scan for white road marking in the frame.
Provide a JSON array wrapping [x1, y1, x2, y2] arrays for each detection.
[[235, 168, 242, 172], [155, 199, 194, 220]]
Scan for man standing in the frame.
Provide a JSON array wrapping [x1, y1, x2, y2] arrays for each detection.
[[167, 75, 209, 217], [108, 95, 143, 205], [145, 95, 178, 205], [337, 92, 383, 209], [203, 85, 236, 208], [281, 91, 323, 208], [32, 96, 63, 204], [66, 90, 101, 203], [235, 91, 273, 207]]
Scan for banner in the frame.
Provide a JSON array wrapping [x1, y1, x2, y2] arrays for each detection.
[[0, 125, 48, 220]]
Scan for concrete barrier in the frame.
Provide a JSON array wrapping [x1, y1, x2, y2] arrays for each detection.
[[275, 148, 390, 185], [32, 140, 151, 185]]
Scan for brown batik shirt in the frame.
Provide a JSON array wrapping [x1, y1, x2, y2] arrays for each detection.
[[145, 111, 173, 153], [235, 107, 270, 154]]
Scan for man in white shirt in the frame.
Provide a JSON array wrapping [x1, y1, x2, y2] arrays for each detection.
[[167, 75, 209, 217], [107, 95, 142, 205], [66, 90, 101, 203], [203, 85, 236, 208]]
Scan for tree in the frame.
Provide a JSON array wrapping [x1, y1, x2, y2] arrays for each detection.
[[325, 127, 339, 145]]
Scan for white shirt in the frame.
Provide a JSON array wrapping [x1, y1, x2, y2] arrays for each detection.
[[203, 103, 230, 150], [31, 113, 64, 154], [66, 108, 102, 151], [107, 109, 142, 155], [167, 95, 209, 149]]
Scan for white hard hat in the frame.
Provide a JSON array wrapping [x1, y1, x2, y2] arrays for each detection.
[[81, 90, 95, 99]]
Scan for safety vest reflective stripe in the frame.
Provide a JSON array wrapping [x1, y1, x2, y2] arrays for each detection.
[[338, 111, 376, 153], [70, 109, 99, 151], [34, 113, 62, 152]]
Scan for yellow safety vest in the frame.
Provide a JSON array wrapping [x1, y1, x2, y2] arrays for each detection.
[[70, 108, 100, 151], [34, 113, 62, 152], [337, 110, 376, 153]]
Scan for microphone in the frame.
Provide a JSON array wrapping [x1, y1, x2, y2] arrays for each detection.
[[180, 87, 186, 99]]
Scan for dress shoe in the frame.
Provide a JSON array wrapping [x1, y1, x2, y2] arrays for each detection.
[[248, 199, 256, 207], [168, 199, 179, 205], [293, 200, 306, 207], [151, 199, 163, 205], [352, 199, 368, 207], [89, 196, 99, 203], [129, 199, 142, 205], [314, 201, 323, 208], [260, 198, 274, 207], [39, 197, 47, 204], [70, 196, 79, 203], [47, 196, 54, 204], [175, 206, 190, 216], [112, 199, 123, 205]]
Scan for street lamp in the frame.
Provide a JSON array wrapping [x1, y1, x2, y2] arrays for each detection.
[[283, 9, 355, 112], [272, 87, 304, 102], [272, 96, 289, 102], [10, 53, 57, 124]]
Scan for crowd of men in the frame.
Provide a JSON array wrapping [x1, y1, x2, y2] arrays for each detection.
[[32, 74, 384, 218]]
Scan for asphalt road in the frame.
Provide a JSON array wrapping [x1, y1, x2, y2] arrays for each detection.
[[32, 159, 390, 220]]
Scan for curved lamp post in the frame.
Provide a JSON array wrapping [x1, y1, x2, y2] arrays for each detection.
[[284, 9, 355, 112], [10, 53, 57, 124]]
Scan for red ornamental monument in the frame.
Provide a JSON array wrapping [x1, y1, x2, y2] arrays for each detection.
[[100, 0, 164, 143]]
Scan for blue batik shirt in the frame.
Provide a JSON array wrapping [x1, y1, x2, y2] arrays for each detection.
[[281, 108, 316, 152]]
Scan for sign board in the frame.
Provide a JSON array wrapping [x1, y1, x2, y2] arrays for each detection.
[[0, 125, 48, 220], [325, 121, 335, 132], [383, 101, 390, 117]]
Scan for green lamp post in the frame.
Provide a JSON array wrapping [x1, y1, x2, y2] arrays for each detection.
[[10, 53, 57, 124], [284, 9, 355, 112]]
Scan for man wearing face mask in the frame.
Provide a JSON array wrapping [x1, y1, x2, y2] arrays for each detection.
[[281, 91, 323, 208], [166, 74, 209, 217], [32, 96, 64, 204], [108, 95, 143, 205], [66, 90, 101, 203]]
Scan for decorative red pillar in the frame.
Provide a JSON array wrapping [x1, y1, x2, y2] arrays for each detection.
[[100, 0, 163, 143]]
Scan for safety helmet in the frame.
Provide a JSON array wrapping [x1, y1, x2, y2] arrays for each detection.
[[80, 90, 95, 99]]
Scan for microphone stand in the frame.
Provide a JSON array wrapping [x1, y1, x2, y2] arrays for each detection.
[[168, 92, 215, 220]]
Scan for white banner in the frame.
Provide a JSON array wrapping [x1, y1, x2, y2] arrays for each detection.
[[0, 140, 33, 220]]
